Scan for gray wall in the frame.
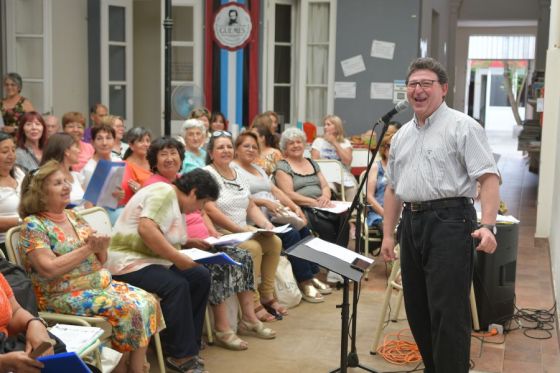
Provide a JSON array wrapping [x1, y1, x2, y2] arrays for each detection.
[[459, 0, 540, 20], [334, 0, 421, 135]]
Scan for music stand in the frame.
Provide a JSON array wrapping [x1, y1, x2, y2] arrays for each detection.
[[286, 236, 379, 373]]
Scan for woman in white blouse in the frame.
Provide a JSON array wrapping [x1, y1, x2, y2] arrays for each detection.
[[0, 132, 24, 256], [203, 131, 286, 321], [311, 114, 357, 202]]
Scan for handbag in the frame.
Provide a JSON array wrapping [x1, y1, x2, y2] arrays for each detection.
[[274, 256, 302, 309], [303, 207, 349, 244]]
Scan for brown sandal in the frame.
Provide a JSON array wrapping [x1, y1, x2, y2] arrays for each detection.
[[254, 304, 276, 322], [262, 298, 288, 318]]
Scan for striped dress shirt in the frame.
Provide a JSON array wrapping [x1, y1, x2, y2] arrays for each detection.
[[386, 102, 498, 202]]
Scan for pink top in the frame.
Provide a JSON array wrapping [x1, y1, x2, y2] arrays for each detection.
[[72, 141, 95, 172], [143, 174, 210, 239]]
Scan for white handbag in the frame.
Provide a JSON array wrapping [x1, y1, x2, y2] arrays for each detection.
[[274, 256, 302, 309]]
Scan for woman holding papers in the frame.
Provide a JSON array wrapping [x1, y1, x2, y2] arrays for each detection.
[[203, 131, 287, 321], [144, 137, 275, 350], [40, 133, 90, 209], [233, 132, 331, 303], [18, 160, 164, 373], [275, 128, 350, 247], [107, 169, 218, 373]]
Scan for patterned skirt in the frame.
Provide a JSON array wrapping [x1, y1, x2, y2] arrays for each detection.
[[39, 280, 165, 352], [205, 246, 254, 305]]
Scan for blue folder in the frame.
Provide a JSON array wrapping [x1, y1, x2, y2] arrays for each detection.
[[38, 351, 91, 373]]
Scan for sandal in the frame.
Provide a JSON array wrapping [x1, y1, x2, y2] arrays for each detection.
[[312, 278, 332, 295], [300, 284, 324, 303], [238, 319, 276, 339], [261, 298, 288, 320], [165, 357, 207, 373], [214, 330, 248, 351], [254, 304, 276, 322]]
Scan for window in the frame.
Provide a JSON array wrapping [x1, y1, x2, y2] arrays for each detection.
[[265, 0, 336, 127]]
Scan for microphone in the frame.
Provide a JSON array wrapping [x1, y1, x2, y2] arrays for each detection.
[[380, 100, 409, 124]]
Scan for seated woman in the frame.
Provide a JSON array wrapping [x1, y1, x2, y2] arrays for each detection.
[[366, 131, 394, 228], [61, 112, 94, 172], [181, 119, 207, 174], [232, 132, 331, 303], [100, 115, 129, 160], [144, 137, 275, 350], [15, 112, 47, 174], [311, 114, 357, 202], [1, 73, 35, 136], [275, 128, 350, 247], [209, 112, 227, 132], [107, 169, 218, 373], [249, 114, 282, 175], [188, 108, 211, 145], [202, 132, 286, 321], [0, 132, 24, 258], [18, 160, 164, 373], [120, 127, 152, 204], [0, 272, 53, 372], [40, 133, 90, 209]]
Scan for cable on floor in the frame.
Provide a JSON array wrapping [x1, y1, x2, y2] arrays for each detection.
[[376, 329, 422, 365]]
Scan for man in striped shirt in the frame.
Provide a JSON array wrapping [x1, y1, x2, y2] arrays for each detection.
[[381, 57, 500, 373]]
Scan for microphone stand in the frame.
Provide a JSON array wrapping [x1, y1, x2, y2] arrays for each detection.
[[330, 113, 397, 373]]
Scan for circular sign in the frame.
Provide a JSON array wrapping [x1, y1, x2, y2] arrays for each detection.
[[213, 4, 253, 51]]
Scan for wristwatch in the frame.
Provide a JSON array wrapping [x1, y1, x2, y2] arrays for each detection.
[[26, 316, 48, 329], [479, 224, 497, 235]]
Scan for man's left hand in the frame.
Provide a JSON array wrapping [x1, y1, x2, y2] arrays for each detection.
[[471, 227, 497, 253]]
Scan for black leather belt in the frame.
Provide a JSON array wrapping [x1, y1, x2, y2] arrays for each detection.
[[403, 197, 473, 212]]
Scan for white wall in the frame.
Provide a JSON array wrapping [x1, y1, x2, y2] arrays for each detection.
[[51, 0, 89, 117], [132, 0, 162, 135]]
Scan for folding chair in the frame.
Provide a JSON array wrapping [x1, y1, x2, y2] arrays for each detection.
[[357, 171, 383, 280], [370, 245, 481, 353], [316, 159, 347, 201]]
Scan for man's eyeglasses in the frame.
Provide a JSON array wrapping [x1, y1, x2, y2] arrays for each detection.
[[212, 130, 232, 138], [406, 80, 438, 90]]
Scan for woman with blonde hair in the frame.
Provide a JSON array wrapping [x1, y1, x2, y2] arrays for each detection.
[[311, 114, 357, 202]]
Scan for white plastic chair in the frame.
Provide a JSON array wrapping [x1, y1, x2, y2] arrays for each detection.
[[357, 171, 382, 280], [316, 159, 347, 201]]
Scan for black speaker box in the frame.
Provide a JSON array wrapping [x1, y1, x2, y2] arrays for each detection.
[[473, 223, 519, 330]]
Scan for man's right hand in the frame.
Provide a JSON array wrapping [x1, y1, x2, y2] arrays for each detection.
[[381, 237, 397, 262]]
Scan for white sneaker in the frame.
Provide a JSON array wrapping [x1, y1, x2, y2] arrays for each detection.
[[327, 270, 344, 284]]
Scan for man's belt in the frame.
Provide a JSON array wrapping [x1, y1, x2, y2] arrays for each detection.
[[403, 197, 473, 212]]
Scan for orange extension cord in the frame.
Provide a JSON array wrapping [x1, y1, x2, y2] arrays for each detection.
[[376, 328, 499, 365], [376, 329, 422, 365]]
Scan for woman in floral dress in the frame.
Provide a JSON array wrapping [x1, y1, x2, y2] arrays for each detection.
[[18, 160, 164, 373]]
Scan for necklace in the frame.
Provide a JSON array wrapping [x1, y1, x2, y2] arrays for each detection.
[[40, 211, 68, 224], [211, 164, 235, 181]]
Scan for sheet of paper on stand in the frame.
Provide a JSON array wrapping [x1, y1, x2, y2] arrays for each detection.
[[49, 324, 104, 354], [476, 212, 520, 224], [180, 248, 241, 266], [313, 201, 352, 214], [305, 237, 374, 265], [204, 231, 255, 246]]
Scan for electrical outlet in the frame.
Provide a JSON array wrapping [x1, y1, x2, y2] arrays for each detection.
[[489, 323, 504, 335]]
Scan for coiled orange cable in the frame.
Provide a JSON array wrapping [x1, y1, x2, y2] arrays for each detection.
[[376, 329, 422, 365]]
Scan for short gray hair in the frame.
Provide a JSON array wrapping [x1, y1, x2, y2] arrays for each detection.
[[4, 73, 22, 92], [182, 118, 205, 135], [279, 127, 307, 151]]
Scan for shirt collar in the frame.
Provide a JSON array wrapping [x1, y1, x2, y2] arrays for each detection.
[[413, 101, 448, 129]]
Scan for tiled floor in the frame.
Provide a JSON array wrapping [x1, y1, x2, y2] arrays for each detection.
[[148, 130, 559, 372]]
